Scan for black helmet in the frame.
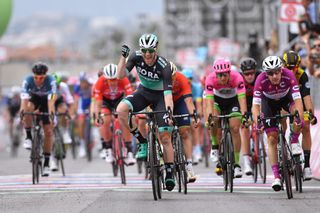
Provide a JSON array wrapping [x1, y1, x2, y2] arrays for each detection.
[[282, 50, 301, 69], [240, 57, 257, 72], [32, 62, 48, 75]]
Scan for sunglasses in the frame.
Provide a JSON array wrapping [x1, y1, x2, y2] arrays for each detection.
[[243, 71, 255, 76], [312, 44, 320, 49], [34, 75, 46, 81], [217, 72, 230, 78], [141, 48, 156, 54], [266, 69, 281, 76]]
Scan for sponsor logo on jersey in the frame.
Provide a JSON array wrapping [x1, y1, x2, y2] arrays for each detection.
[[238, 82, 244, 89], [254, 91, 261, 96], [232, 107, 239, 112], [292, 85, 299, 91], [305, 82, 310, 88], [206, 85, 213, 91], [280, 82, 285, 88], [136, 67, 159, 80]]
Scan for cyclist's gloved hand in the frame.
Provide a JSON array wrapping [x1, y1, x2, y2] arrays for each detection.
[[121, 45, 130, 58], [52, 115, 58, 127], [241, 112, 250, 128], [310, 113, 317, 125]]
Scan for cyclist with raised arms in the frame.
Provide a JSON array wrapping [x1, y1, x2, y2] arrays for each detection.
[[239, 57, 262, 176], [94, 63, 135, 165], [171, 62, 199, 182], [252, 56, 304, 191], [20, 62, 57, 176], [116, 33, 176, 191], [282, 51, 317, 180], [205, 58, 248, 178]]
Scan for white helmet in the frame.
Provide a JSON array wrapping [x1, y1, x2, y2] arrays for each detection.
[[262, 56, 283, 71], [139, 34, 158, 49], [103, 63, 117, 79]]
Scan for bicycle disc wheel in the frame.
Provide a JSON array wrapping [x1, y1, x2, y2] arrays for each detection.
[[148, 131, 158, 200], [226, 131, 234, 193], [281, 136, 293, 199]]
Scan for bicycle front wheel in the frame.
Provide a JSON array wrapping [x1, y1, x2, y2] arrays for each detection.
[[280, 135, 293, 199], [117, 133, 126, 185], [226, 131, 234, 193], [293, 155, 303, 193], [148, 131, 159, 201]]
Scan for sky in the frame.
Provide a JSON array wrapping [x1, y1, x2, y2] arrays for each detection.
[[11, 0, 163, 22]]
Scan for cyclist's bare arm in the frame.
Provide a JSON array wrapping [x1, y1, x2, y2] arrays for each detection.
[[293, 98, 304, 121], [252, 104, 261, 126], [117, 56, 127, 79], [303, 95, 314, 114], [238, 95, 248, 115]]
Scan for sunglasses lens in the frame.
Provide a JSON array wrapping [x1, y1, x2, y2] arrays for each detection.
[[141, 48, 155, 53]]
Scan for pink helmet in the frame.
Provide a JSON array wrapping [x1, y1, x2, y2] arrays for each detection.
[[213, 58, 231, 73]]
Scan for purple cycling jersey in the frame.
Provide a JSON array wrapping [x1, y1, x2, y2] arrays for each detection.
[[252, 67, 301, 105]]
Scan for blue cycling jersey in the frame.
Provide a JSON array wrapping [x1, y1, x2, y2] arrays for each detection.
[[21, 75, 56, 100], [191, 82, 203, 101], [74, 84, 91, 111]]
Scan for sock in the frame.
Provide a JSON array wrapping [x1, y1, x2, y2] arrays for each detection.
[[125, 141, 132, 153], [131, 128, 147, 144], [304, 150, 310, 168], [234, 152, 240, 165], [212, 145, 219, 150], [44, 153, 51, 167], [26, 128, 32, 139], [101, 138, 107, 149], [272, 164, 280, 179], [290, 132, 299, 144], [211, 135, 218, 146], [165, 163, 174, 177]]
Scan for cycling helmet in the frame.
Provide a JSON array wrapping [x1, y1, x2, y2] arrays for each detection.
[[181, 68, 193, 79], [103, 63, 117, 79], [240, 57, 257, 72], [213, 58, 231, 73], [52, 72, 62, 86], [139, 33, 158, 49], [32, 62, 48, 75], [262, 56, 283, 71], [170, 61, 177, 76], [282, 50, 301, 69], [79, 71, 89, 82]]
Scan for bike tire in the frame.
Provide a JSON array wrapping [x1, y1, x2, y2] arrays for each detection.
[[280, 135, 293, 199], [252, 136, 258, 183], [112, 161, 118, 177], [226, 131, 234, 193], [32, 132, 42, 184], [176, 165, 182, 193], [293, 156, 303, 193], [148, 131, 158, 200], [55, 128, 66, 176], [178, 133, 187, 194], [117, 132, 126, 185], [84, 118, 92, 162], [221, 138, 228, 191], [259, 134, 267, 184]]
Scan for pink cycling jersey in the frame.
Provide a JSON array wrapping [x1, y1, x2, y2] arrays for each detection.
[[205, 70, 246, 99], [252, 67, 301, 105]]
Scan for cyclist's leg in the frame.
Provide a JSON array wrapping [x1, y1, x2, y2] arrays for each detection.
[[100, 107, 113, 162], [21, 97, 36, 149], [288, 101, 303, 155], [56, 99, 72, 144], [240, 124, 252, 175], [262, 98, 281, 190], [302, 112, 312, 180]]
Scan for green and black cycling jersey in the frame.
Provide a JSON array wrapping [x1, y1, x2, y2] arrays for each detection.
[[126, 50, 172, 92]]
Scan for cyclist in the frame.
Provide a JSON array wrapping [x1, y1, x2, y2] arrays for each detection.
[[239, 57, 261, 176], [20, 62, 57, 176], [116, 33, 176, 191], [94, 63, 135, 165], [205, 58, 248, 178], [252, 56, 304, 191], [6, 86, 21, 142], [171, 62, 199, 182], [181, 68, 203, 164], [73, 72, 93, 158], [282, 50, 317, 180]]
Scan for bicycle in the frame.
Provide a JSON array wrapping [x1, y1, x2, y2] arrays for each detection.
[[248, 120, 267, 184], [10, 116, 22, 157], [69, 118, 79, 159], [84, 110, 93, 162], [171, 112, 198, 194], [129, 110, 167, 201], [208, 113, 241, 193], [21, 111, 51, 184], [52, 113, 70, 176], [258, 111, 300, 199], [98, 111, 128, 185]]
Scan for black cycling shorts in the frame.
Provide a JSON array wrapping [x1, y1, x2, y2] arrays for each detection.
[[29, 95, 50, 125]]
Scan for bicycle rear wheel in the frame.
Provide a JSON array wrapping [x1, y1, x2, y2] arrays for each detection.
[[280, 135, 293, 199], [293, 155, 303, 193], [226, 131, 234, 193]]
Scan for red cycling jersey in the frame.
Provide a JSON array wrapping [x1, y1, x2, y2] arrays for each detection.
[[172, 72, 192, 102], [94, 76, 132, 101]]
